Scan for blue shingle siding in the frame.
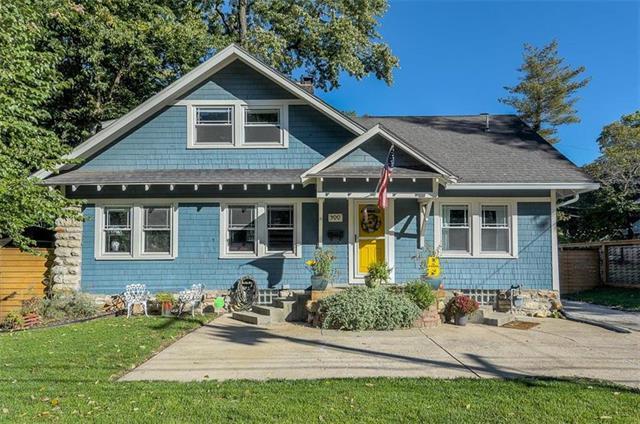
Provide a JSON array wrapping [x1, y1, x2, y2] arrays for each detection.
[[323, 178, 432, 193], [338, 135, 425, 168], [81, 203, 319, 293], [180, 60, 296, 101], [321, 199, 349, 284], [79, 105, 353, 171], [393, 200, 553, 290]]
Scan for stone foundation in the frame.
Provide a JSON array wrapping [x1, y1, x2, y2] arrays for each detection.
[[496, 289, 562, 317], [414, 305, 442, 328], [51, 215, 83, 291]]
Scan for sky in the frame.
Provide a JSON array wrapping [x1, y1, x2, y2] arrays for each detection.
[[319, 0, 640, 166]]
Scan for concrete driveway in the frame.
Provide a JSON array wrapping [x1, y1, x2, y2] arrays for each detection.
[[121, 315, 640, 388], [563, 300, 640, 332]]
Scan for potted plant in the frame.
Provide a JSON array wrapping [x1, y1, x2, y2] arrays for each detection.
[[155, 292, 175, 316], [305, 248, 336, 290], [447, 294, 479, 326], [364, 261, 390, 288]]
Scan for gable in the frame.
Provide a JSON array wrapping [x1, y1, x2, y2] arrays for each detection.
[[333, 134, 428, 169], [180, 60, 296, 102]]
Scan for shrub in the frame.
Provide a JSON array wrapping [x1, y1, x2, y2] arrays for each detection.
[[319, 286, 420, 331], [155, 292, 175, 304], [38, 291, 99, 321], [1, 311, 24, 330], [364, 262, 390, 288], [404, 280, 437, 310]]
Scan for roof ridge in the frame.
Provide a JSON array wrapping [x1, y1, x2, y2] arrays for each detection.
[[357, 114, 519, 118]]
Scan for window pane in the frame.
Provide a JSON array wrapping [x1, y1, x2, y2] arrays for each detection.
[[229, 206, 255, 228], [443, 206, 468, 227], [482, 228, 510, 252], [268, 229, 294, 251], [145, 207, 169, 229], [244, 126, 281, 143], [105, 230, 131, 253], [229, 229, 255, 252], [196, 107, 231, 124], [246, 109, 279, 124], [106, 208, 130, 228], [482, 206, 508, 227], [268, 206, 293, 227], [195, 125, 232, 144], [443, 228, 469, 252], [144, 230, 171, 253]]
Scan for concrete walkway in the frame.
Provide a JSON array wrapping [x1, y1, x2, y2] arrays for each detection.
[[563, 300, 640, 332], [121, 315, 640, 388]]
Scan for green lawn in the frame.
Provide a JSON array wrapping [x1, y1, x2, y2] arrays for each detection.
[[0, 316, 638, 423], [565, 287, 640, 311]]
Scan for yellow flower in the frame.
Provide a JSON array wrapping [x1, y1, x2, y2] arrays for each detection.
[[305, 260, 316, 266]]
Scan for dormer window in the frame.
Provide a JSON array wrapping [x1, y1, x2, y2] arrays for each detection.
[[194, 106, 233, 146], [186, 101, 288, 149], [244, 107, 281, 144]]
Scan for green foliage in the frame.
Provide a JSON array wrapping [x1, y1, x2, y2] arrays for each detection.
[[0, 311, 24, 330], [404, 280, 436, 310], [0, 0, 80, 250], [319, 286, 420, 330], [47, 0, 212, 146], [37, 291, 99, 321], [155, 292, 175, 304], [364, 262, 390, 288], [565, 287, 640, 311], [560, 111, 640, 241], [500, 40, 590, 144]]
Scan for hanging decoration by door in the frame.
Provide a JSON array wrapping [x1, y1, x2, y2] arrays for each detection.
[[360, 206, 383, 233]]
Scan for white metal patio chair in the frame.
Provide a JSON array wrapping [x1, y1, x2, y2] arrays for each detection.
[[123, 284, 150, 318], [177, 284, 205, 318]]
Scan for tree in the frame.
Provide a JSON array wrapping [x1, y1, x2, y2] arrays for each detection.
[[47, 1, 212, 146], [500, 40, 590, 143], [47, 1, 398, 147], [0, 0, 79, 250], [560, 111, 640, 241], [203, 0, 398, 91]]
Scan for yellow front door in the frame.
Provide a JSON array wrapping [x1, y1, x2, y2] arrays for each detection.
[[357, 204, 385, 274]]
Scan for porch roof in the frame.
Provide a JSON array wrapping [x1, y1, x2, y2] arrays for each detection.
[[309, 165, 440, 179], [41, 168, 307, 185]]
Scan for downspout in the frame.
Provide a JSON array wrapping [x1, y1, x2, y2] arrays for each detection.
[[557, 193, 580, 208]]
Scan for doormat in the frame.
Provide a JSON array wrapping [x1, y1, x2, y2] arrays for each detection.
[[501, 320, 540, 330]]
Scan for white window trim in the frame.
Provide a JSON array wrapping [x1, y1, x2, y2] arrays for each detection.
[[439, 203, 472, 257], [95, 203, 178, 260], [184, 99, 290, 149], [219, 199, 302, 259], [434, 198, 518, 259]]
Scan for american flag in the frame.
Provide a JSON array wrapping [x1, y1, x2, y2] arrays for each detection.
[[377, 146, 395, 209]]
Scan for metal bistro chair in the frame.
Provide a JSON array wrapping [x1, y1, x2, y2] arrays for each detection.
[[123, 284, 150, 318], [177, 284, 205, 318]]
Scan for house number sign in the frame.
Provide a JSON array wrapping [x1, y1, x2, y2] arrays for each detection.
[[328, 213, 343, 223]]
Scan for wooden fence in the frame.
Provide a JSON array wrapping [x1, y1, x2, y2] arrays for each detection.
[[559, 240, 640, 294], [0, 248, 52, 319]]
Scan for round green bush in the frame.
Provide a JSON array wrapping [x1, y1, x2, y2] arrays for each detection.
[[404, 280, 437, 310], [318, 286, 421, 331]]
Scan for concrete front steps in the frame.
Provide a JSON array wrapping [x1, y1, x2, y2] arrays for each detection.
[[232, 297, 297, 325], [470, 306, 516, 327]]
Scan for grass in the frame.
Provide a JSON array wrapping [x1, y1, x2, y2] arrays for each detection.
[[565, 287, 640, 311], [0, 316, 638, 423]]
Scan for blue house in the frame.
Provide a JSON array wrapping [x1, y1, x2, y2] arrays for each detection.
[[37, 45, 598, 296]]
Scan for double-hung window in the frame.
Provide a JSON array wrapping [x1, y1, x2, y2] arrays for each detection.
[[481, 205, 510, 253], [97, 204, 177, 259], [222, 202, 299, 258], [194, 106, 233, 145], [441, 205, 470, 254], [104, 208, 132, 255], [244, 108, 282, 144], [227, 205, 257, 254]]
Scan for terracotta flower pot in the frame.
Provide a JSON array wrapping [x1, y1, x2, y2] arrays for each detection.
[[161, 302, 173, 317]]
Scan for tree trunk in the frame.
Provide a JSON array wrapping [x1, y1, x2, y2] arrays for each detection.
[[238, 0, 247, 46]]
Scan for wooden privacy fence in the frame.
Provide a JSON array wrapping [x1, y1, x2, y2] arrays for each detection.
[[0, 248, 52, 319], [559, 240, 640, 294]]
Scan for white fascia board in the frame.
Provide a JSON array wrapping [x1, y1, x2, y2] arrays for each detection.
[[444, 182, 600, 191], [33, 44, 365, 179], [301, 125, 457, 182]]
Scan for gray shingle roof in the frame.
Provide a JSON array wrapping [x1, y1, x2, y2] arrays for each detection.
[[354, 115, 593, 184], [42, 169, 307, 185]]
